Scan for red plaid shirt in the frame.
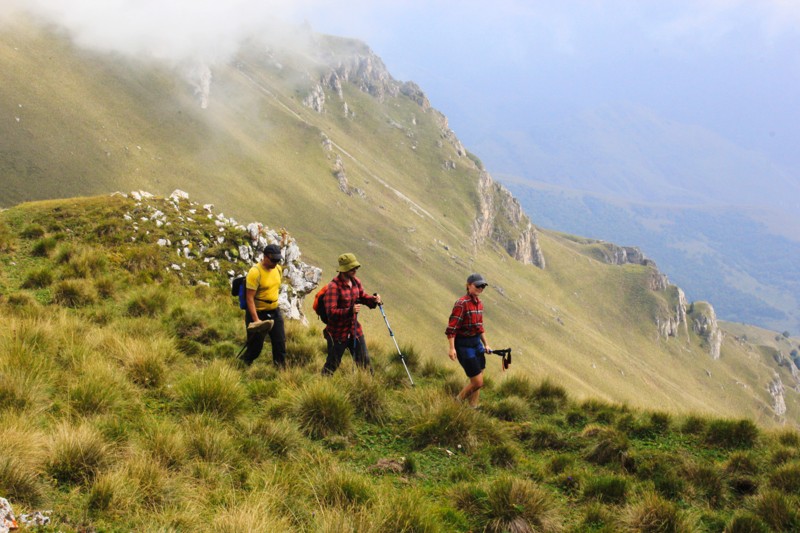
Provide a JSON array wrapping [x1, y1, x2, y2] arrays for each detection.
[[323, 274, 379, 342], [445, 294, 484, 338]]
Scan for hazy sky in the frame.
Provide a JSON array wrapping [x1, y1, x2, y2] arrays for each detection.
[[5, 0, 800, 172]]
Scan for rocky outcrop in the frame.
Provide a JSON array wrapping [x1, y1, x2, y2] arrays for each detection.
[[472, 171, 545, 268], [768, 373, 787, 417], [689, 302, 723, 360], [656, 287, 689, 338], [120, 190, 322, 324]]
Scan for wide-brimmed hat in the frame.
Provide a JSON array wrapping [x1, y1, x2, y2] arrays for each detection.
[[467, 273, 488, 287], [337, 253, 361, 272]]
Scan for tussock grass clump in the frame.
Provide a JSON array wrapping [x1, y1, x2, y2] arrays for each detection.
[[768, 461, 800, 495], [685, 461, 725, 508], [139, 419, 187, 469], [704, 418, 759, 449], [19, 223, 45, 239], [749, 489, 800, 532], [286, 337, 321, 368], [582, 425, 629, 466], [583, 475, 628, 504], [125, 349, 167, 389], [523, 423, 569, 451], [122, 246, 162, 273], [68, 361, 130, 416], [623, 493, 696, 532], [374, 488, 441, 533], [177, 360, 246, 420], [314, 466, 374, 509], [486, 395, 530, 422], [31, 236, 58, 256], [210, 497, 293, 533], [680, 415, 708, 435], [397, 343, 421, 371], [407, 391, 489, 450], [0, 368, 45, 412], [52, 278, 96, 307], [453, 476, 563, 533], [126, 287, 170, 317], [294, 380, 353, 439], [0, 456, 43, 505], [240, 418, 304, 461], [46, 422, 109, 485], [121, 453, 177, 511], [725, 512, 770, 533], [776, 429, 800, 447], [342, 369, 388, 423], [495, 374, 535, 399], [419, 358, 452, 379], [62, 247, 108, 278], [21, 267, 53, 289], [632, 451, 685, 501], [184, 415, 237, 463]]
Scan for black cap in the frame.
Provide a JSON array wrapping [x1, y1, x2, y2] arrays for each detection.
[[467, 273, 488, 287], [263, 244, 282, 262]]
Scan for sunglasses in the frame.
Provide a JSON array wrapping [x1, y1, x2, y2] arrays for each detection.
[[475, 284, 487, 289]]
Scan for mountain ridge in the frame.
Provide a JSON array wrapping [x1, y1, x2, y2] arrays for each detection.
[[2, 17, 800, 426]]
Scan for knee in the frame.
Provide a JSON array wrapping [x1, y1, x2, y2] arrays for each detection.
[[472, 375, 484, 389]]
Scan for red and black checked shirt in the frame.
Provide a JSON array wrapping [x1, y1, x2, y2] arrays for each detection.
[[445, 294, 484, 338], [323, 275, 379, 342]]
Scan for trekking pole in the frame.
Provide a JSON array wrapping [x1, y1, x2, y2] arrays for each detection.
[[376, 302, 414, 386]]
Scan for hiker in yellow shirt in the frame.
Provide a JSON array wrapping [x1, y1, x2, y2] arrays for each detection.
[[240, 244, 287, 368]]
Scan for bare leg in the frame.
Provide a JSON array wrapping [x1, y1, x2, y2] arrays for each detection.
[[457, 373, 484, 407]]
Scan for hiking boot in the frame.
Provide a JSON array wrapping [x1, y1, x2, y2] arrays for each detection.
[[247, 319, 274, 333]]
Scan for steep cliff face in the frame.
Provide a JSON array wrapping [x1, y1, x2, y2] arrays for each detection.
[[689, 302, 724, 360], [301, 37, 542, 268], [471, 171, 545, 267]]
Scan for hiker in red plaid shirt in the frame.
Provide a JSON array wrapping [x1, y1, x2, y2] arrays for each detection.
[[321, 253, 382, 375], [446, 273, 492, 408]]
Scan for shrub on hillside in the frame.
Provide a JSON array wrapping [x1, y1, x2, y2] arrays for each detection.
[[632, 451, 685, 501], [776, 429, 800, 447], [704, 419, 759, 449], [397, 343, 421, 372], [419, 358, 452, 379], [680, 415, 708, 435], [294, 380, 353, 439]]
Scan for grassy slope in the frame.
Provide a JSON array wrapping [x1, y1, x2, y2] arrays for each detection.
[[1, 19, 799, 427], [3, 197, 800, 532]]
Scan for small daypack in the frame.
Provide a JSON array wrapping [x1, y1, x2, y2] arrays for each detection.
[[312, 283, 330, 323], [231, 276, 247, 309]]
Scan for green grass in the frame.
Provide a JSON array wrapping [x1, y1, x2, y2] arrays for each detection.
[[1, 23, 800, 527]]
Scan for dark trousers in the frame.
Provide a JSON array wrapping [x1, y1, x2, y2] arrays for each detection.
[[241, 308, 286, 367], [321, 334, 371, 375]]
